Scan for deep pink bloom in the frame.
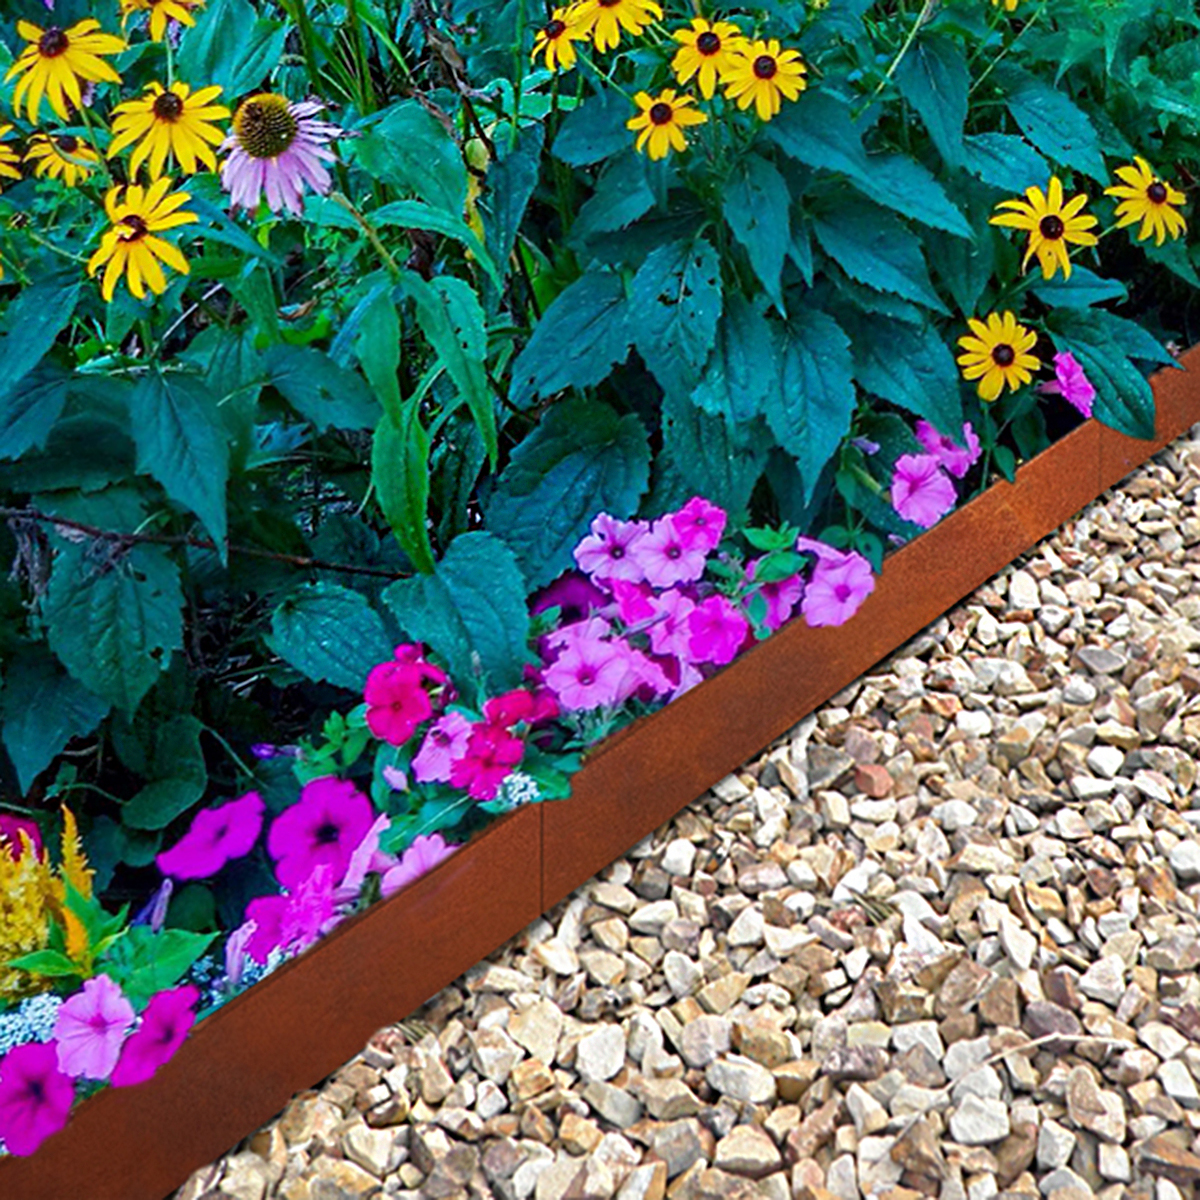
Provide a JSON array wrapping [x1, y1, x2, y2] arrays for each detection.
[[53, 975, 135, 1081], [411, 711, 474, 784], [630, 515, 708, 588], [1038, 351, 1095, 418], [0, 816, 41, 862], [647, 589, 697, 659], [278, 864, 337, 953], [530, 572, 608, 623], [267, 776, 375, 890], [0, 1042, 74, 1156], [392, 643, 449, 685], [243, 894, 288, 964], [745, 560, 805, 632], [915, 421, 982, 479], [672, 497, 727, 555], [109, 986, 199, 1089], [449, 723, 525, 800], [610, 579, 656, 626], [890, 454, 957, 528], [542, 636, 629, 711], [573, 513, 650, 585], [364, 661, 434, 745], [380, 834, 458, 898], [156, 791, 265, 880], [483, 690, 538, 728], [688, 595, 751, 666], [796, 538, 875, 628], [221, 96, 341, 215]]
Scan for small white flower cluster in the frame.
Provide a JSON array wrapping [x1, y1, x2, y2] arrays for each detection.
[[494, 772, 542, 812], [0, 992, 63, 1055]]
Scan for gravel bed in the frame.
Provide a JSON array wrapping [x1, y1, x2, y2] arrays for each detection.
[[175, 427, 1200, 1200]]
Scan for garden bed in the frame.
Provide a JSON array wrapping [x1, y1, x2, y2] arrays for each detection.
[[3, 344, 1197, 1200]]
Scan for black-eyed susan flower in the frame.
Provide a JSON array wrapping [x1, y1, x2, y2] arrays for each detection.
[[989, 177, 1098, 281], [0, 126, 21, 190], [24, 134, 100, 187], [87, 179, 197, 301], [119, 0, 206, 42], [627, 89, 707, 161], [957, 312, 1040, 402], [571, 0, 663, 53], [4, 20, 125, 124], [1104, 157, 1187, 246], [109, 82, 230, 179], [991, 0, 1022, 9], [671, 17, 748, 100], [532, 7, 586, 71], [722, 39, 808, 122]]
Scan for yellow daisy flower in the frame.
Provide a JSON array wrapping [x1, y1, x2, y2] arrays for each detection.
[[1104, 157, 1187, 247], [992, 0, 1022, 9], [989, 176, 1098, 281], [109, 81, 230, 179], [0, 125, 21, 189], [957, 312, 1040, 402], [671, 17, 748, 100], [722, 38, 808, 122], [87, 178, 198, 302], [24, 133, 100, 187], [119, 0, 206, 42], [4, 19, 125, 124], [627, 89, 707, 161], [571, 0, 663, 53], [532, 7, 586, 71]]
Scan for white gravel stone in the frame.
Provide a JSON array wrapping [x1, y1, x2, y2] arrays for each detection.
[[660, 838, 696, 877], [1159, 1059, 1200, 1109], [1078, 955, 1126, 1005], [1169, 840, 1200, 881], [949, 1095, 1010, 1145], [1037, 1119, 1076, 1170], [575, 1026, 626, 1083]]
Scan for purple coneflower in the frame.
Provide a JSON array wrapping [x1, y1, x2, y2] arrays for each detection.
[[221, 93, 340, 216]]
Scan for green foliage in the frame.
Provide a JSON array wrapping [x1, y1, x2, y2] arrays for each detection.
[[100, 926, 218, 1009]]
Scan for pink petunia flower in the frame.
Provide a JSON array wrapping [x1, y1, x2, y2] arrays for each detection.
[[221, 94, 341, 216], [53, 975, 135, 1081], [542, 636, 629, 711], [267, 776, 375, 890], [156, 791, 265, 880], [646, 588, 697, 660], [380, 834, 458, 898], [688, 595, 751, 666], [573, 514, 650, 585], [337, 813, 393, 899], [109, 986, 200, 1089], [611, 641, 673, 703], [449, 723, 525, 801], [364, 660, 435, 746], [796, 537, 876, 628], [1038, 350, 1096, 418], [411, 711, 474, 784], [745, 559, 805, 632], [671, 497, 727, 555], [0, 816, 41, 862], [630, 515, 708, 588], [610, 579, 656, 626], [914, 420, 982, 480], [224, 920, 258, 988], [0, 1042, 75, 1156], [890, 454, 958, 529]]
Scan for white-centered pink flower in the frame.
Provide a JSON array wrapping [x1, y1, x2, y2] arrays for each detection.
[[630, 514, 707, 588], [573, 513, 650, 585]]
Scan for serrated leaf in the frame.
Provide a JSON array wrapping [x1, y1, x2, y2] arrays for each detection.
[[482, 123, 544, 272], [0, 272, 80, 394], [486, 397, 650, 589], [352, 102, 467, 215], [373, 199, 500, 288], [176, 0, 285, 97], [571, 151, 656, 243], [766, 90, 871, 180], [263, 343, 380, 430], [553, 89, 632, 166], [0, 360, 71, 460], [267, 582, 394, 691], [1032, 267, 1128, 309], [373, 409, 434, 573], [894, 35, 970, 168], [383, 532, 530, 692], [851, 154, 972, 238], [962, 133, 1049, 194], [723, 155, 791, 310], [924, 179, 999, 315], [693, 294, 777, 426], [996, 65, 1107, 181]]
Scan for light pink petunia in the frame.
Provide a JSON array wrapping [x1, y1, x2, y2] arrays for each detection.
[[380, 834, 458, 898], [890, 454, 958, 529], [573, 513, 650, 585], [53, 975, 135, 1081], [542, 634, 629, 711], [109, 986, 200, 1089], [609, 639, 673, 704], [629, 515, 708, 588], [914, 420, 982, 479], [671, 496, 727, 555], [0, 1042, 74, 1156], [687, 595, 750, 666], [646, 588, 697, 660], [796, 537, 875, 628], [1038, 350, 1096, 418], [156, 791, 265, 880], [266, 776, 375, 890], [411, 711, 474, 784]]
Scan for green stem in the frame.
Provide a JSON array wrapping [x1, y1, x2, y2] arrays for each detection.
[[200, 724, 257, 780], [970, 0, 1050, 95], [329, 192, 401, 276], [857, 0, 937, 114]]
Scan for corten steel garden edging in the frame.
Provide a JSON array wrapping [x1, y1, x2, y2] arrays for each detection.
[[3, 346, 1199, 1200]]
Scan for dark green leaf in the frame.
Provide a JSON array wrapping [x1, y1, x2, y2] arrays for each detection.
[[996, 65, 1106, 181], [924, 179, 999, 315], [0, 360, 71, 460], [373, 409, 434, 573], [99, 926, 217, 1008], [353, 284, 402, 422], [121, 715, 207, 830], [373, 199, 500, 288], [483, 123, 544, 272], [766, 90, 871, 179], [851, 154, 972, 238], [723, 154, 791, 310], [0, 273, 80, 393], [571, 151, 656, 243], [353, 102, 468, 215], [263, 344, 380, 430], [176, 0, 285, 96], [962, 133, 1049, 194], [553, 89, 633, 166], [1031, 267, 1128, 309], [894, 35, 970, 168], [693, 294, 777, 426]]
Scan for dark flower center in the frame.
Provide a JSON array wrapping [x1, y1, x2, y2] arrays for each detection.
[[153, 91, 185, 121], [579, 671, 595, 685], [696, 31, 721, 54], [1039, 214, 1064, 240], [233, 94, 298, 159], [834, 583, 851, 602], [649, 102, 674, 125], [992, 344, 1016, 367], [610, 545, 624, 559], [599, 0, 621, 6], [119, 214, 149, 241], [56, 135, 79, 153], [666, 545, 681, 559], [314, 821, 341, 845], [545, 19, 566, 38], [1147, 181, 1168, 204], [39, 28, 68, 57], [24, 1078, 46, 1102], [753, 55, 778, 79]]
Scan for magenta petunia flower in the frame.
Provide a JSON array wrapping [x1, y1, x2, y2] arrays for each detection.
[[573, 513, 650, 585], [364, 661, 434, 746], [630, 515, 708, 589], [745, 559, 805, 632], [1038, 350, 1096, 418], [221, 94, 341, 216], [380, 834, 458, 898], [109, 986, 199, 1089], [278, 864, 337, 954], [0, 1042, 75, 1156], [671, 496, 727, 555], [890, 454, 957, 529], [687, 595, 751, 666], [411, 711, 473, 784], [449, 723, 525, 801], [0, 816, 42, 862], [243, 895, 287, 964], [915, 420, 981, 480], [796, 537, 875, 628], [646, 588, 697, 659], [267, 776, 375, 890], [156, 791, 265, 881], [611, 640, 673, 703], [530, 572, 608, 623], [53, 975, 135, 1081], [610, 578, 656, 626], [542, 635, 629, 712]]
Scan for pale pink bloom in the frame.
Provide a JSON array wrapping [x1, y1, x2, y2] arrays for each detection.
[[53, 975, 135, 1081], [796, 538, 875, 628], [337, 813, 393, 899], [1038, 351, 1095, 418], [543, 636, 629, 711], [687, 595, 750, 666], [411, 711, 474, 783], [630, 515, 708, 588], [610, 640, 673, 703], [890, 454, 957, 529], [573, 513, 649, 585], [224, 921, 257, 988], [671, 497, 727, 555], [544, 614, 614, 654], [380, 834, 458, 898], [914, 420, 981, 479], [672, 659, 705, 700], [647, 588, 697, 659]]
